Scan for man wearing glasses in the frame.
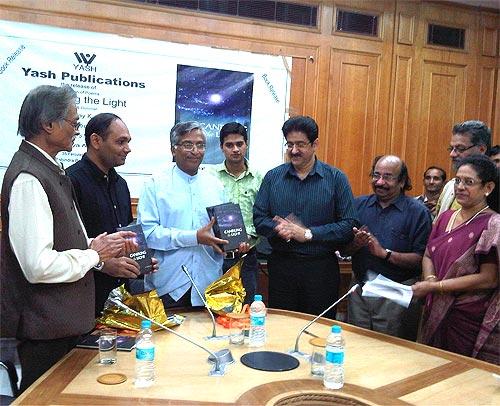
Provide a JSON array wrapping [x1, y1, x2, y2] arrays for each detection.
[[137, 121, 229, 309], [435, 120, 491, 219], [1, 85, 134, 392], [345, 155, 431, 340], [253, 116, 357, 319]]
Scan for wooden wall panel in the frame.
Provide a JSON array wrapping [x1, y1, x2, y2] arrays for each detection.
[[494, 67, 500, 146], [391, 55, 413, 158], [419, 62, 467, 176], [477, 66, 496, 126], [326, 50, 380, 196], [398, 13, 416, 45]]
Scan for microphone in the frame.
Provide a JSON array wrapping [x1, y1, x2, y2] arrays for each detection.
[[288, 284, 359, 357], [181, 265, 223, 340], [108, 297, 230, 376]]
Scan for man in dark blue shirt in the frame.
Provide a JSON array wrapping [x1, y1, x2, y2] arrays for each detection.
[[346, 155, 431, 340], [67, 113, 141, 316], [253, 116, 357, 319]]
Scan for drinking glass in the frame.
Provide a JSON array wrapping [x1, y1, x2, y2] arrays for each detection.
[[309, 337, 326, 377], [99, 328, 117, 364]]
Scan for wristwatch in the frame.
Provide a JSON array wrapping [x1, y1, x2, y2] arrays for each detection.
[[304, 229, 313, 241], [384, 249, 392, 261], [94, 261, 105, 271]]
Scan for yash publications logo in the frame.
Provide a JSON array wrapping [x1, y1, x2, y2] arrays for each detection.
[[73, 52, 97, 71]]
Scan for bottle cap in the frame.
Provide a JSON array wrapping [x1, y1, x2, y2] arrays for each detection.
[[254, 294, 262, 301], [141, 320, 151, 329], [332, 325, 341, 333]]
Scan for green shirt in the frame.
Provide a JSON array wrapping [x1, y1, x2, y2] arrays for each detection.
[[212, 160, 263, 239]]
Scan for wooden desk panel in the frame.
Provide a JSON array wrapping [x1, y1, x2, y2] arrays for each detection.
[[14, 309, 499, 405]]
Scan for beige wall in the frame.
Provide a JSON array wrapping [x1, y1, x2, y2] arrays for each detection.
[[0, 0, 498, 196]]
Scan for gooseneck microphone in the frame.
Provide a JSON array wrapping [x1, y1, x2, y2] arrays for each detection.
[[109, 297, 228, 376], [289, 284, 359, 357], [181, 265, 220, 340]]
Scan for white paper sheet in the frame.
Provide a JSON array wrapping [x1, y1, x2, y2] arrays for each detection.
[[361, 274, 413, 308]]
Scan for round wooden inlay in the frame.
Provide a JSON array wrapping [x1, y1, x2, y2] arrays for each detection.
[[97, 373, 127, 385], [272, 392, 372, 405]]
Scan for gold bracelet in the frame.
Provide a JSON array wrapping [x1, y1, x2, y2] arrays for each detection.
[[439, 281, 444, 295], [425, 275, 437, 281]]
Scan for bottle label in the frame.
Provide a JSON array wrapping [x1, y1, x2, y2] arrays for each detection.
[[251, 315, 265, 326], [136, 347, 155, 361], [325, 348, 344, 364]]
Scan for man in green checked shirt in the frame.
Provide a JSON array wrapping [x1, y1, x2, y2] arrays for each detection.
[[213, 122, 263, 304]]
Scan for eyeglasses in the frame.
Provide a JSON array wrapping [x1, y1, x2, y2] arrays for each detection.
[[285, 141, 311, 150], [63, 118, 81, 131], [454, 177, 482, 187], [371, 172, 398, 182], [447, 144, 476, 154], [176, 142, 206, 151]]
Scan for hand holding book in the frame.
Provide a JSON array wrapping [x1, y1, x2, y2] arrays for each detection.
[[197, 217, 229, 254], [205, 203, 248, 252], [116, 223, 155, 275]]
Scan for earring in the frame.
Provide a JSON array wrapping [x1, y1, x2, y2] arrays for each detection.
[[485, 193, 489, 197]]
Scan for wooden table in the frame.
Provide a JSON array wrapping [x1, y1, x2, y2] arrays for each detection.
[[14, 309, 499, 405]]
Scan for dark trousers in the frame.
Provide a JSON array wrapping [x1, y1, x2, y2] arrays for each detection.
[[159, 288, 192, 309], [268, 252, 340, 320], [18, 335, 80, 393], [223, 248, 258, 305]]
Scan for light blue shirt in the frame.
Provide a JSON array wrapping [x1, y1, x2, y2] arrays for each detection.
[[137, 165, 226, 305]]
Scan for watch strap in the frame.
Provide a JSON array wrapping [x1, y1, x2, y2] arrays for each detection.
[[384, 249, 392, 261]]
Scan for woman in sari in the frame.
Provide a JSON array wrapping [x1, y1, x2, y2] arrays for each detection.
[[412, 155, 499, 364]]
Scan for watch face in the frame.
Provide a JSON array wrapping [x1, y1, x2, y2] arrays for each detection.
[[305, 230, 312, 240]]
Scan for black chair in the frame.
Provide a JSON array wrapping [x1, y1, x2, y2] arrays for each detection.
[[0, 360, 19, 405]]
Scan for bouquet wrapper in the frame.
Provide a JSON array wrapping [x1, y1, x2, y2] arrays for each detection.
[[205, 258, 246, 315], [97, 285, 184, 331]]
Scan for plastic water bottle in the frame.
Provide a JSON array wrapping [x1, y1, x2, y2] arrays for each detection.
[[323, 325, 345, 389], [249, 294, 266, 347], [135, 320, 155, 387]]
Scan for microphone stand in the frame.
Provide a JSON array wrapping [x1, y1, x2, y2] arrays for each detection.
[[288, 284, 359, 358], [181, 265, 221, 340], [109, 298, 227, 376]]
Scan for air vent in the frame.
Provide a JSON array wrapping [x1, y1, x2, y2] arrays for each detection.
[[136, 0, 318, 28], [428, 24, 465, 49], [336, 9, 378, 37]]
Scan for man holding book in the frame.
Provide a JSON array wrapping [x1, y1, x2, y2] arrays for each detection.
[[137, 121, 230, 309], [212, 122, 263, 304], [67, 113, 143, 316], [1, 85, 134, 392]]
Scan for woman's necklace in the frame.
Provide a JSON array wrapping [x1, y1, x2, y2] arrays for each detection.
[[445, 205, 489, 233]]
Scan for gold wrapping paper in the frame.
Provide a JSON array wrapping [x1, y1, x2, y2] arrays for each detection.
[[97, 285, 184, 331], [205, 258, 246, 315]]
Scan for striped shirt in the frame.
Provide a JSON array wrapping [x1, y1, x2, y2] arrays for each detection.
[[253, 159, 358, 256]]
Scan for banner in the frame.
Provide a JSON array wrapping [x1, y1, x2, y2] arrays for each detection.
[[0, 20, 290, 196]]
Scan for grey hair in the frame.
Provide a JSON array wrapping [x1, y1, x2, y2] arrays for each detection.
[[452, 120, 491, 153], [18, 85, 78, 140], [169, 121, 205, 146]]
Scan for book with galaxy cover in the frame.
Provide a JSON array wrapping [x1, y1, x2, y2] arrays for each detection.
[[117, 223, 153, 275], [206, 203, 248, 252]]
